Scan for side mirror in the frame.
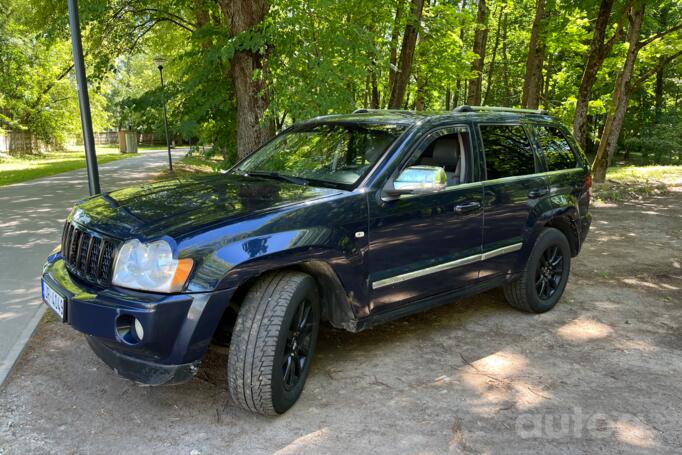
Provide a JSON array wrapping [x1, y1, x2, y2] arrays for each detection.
[[383, 165, 447, 200]]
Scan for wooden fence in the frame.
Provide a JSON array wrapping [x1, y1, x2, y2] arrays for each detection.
[[0, 131, 49, 156], [72, 131, 166, 147]]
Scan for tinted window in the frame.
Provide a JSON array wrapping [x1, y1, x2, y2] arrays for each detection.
[[480, 124, 535, 179], [535, 125, 577, 171], [237, 123, 406, 187]]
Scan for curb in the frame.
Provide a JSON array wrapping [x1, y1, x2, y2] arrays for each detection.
[[0, 305, 46, 388]]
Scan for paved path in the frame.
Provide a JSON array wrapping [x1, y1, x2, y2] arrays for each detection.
[[0, 149, 187, 385]]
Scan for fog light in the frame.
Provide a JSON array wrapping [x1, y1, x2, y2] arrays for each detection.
[[115, 315, 143, 344], [134, 318, 144, 341]]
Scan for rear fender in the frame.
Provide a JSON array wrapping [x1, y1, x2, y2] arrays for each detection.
[[518, 206, 580, 270]]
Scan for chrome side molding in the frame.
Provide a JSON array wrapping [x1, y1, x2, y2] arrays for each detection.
[[372, 242, 523, 290]]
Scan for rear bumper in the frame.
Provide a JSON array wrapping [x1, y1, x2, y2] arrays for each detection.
[[42, 255, 234, 384]]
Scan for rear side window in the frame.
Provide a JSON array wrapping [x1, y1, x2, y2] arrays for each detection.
[[534, 125, 578, 171], [479, 124, 535, 179]]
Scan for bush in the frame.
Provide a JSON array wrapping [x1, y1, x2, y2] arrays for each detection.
[[622, 122, 681, 165]]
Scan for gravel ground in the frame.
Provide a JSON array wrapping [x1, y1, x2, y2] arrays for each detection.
[[1, 190, 681, 454]]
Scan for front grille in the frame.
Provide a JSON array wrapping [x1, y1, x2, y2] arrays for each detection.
[[61, 221, 117, 285]]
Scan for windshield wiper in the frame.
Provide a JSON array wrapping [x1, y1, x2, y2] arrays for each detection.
[[245, 171, 309, 186]]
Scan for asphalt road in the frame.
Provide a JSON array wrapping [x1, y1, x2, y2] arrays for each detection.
[[0, 149, 186, 385]]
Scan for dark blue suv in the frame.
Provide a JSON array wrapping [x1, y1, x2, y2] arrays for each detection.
[[42, 106, 592, 415]]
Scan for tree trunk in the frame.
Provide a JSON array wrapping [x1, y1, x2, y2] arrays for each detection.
[[543, 51, 553, 105], [521, 0, 547, 109], [483, 5, 504, 105], [415, 68, 426, 111], [195, 0, 210, 31], [466, 0, 489, 105], [218, 0, 273, 159], [592, 5, 645, 182], [454, 79, 461, 107], [654, 57, 665, 123], [371, 69, 380, 109], [387, 0, 405, 105], [572, 0, 621, 151], [388, 0, 425, 109], [445, 87, 452, 110], [501, 11, 511, 103]]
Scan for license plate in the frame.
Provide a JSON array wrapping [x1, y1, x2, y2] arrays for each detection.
[[42, 280, 66, 321]]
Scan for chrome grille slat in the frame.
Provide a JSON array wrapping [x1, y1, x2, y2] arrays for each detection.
[[61, 222, 117, 285], [69, 229, 80, 264], [84, 235, 95, 275], [87, 237, 101, 277], [77, 232, 90, 269]]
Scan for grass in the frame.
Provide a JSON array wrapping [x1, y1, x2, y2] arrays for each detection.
[[0, 144, 179, 187], [0, 148, 133, 187], [593, 165, 682, 202], [153, 154, 224, 181]]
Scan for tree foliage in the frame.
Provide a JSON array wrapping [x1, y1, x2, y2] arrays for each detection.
[[0, 0, 680, 172]]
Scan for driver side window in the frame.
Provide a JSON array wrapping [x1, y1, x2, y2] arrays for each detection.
[[407, 129, 470, 187]]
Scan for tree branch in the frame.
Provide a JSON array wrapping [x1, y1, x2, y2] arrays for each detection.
[[632, 49, 682, 87], [637, 22, 682, 50], [128, 8, 196, 32], [602, 0, 632, 54]]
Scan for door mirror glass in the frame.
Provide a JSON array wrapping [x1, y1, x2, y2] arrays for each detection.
[[386, 165, 447, 198]]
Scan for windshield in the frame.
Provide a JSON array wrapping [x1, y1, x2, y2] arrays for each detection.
[[236, 123, 407, 188]]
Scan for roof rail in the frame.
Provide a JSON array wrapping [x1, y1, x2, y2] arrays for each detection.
[[453, 105, 548, 115], [351, 108, 418, 115]]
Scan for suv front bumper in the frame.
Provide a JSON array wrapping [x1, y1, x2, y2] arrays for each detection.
[[42, 255, 234, 385]]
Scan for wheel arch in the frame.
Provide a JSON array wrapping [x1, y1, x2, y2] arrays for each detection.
[[212, 257, 361, 345], [542, 209, 581, 257], [522, 206, 581, 266]]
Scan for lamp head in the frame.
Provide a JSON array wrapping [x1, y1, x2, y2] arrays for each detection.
[[152, 56, 167, 71]]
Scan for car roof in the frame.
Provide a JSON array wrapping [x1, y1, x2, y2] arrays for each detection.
[[300, 107, 558, 129]]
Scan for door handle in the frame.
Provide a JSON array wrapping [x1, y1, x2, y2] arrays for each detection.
[[528, 188, 549, 199], [455, 201, 481, 214]]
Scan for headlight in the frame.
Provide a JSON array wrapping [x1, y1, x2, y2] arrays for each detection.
[[112, 239, 193, 293]]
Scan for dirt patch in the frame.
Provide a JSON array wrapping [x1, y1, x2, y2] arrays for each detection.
[[1, 192, 681, 454]]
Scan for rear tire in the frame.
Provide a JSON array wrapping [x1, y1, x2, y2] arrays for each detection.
[[227, 271, 320, 415], [503, 227, 571, 313]]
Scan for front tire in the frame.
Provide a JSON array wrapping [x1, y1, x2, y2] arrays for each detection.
[[503, 227, 571, 313], [227, 271, 320, 415]]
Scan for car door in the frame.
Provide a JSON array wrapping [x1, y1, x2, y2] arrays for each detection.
[[477, 122, 548, 279], [367, 125, 484, 310], [530, 122, 588, 209]]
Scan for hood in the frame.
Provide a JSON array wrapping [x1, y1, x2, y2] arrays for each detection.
[[71, 173, 342, 239]]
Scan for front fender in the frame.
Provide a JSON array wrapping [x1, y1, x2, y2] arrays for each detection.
[[187, 225, 365, 291]]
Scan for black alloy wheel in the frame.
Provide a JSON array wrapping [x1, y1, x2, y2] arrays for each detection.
[[535, 245, 564, 300], [227, 271, 320, 415], [282, 298, 314, 391], [503, 227, 571, 313]]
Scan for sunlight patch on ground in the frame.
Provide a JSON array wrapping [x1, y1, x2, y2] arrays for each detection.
[[273, 428, 329, 455], [622, 277, 679, 291], [0, 312, 17, 321], [470, 351, 527, 376], [455, 351, 550, 413], [613, 419, 658, 449], [510, 380, 550, 410], [618, 338, 658, 352], [557, 318, 613, 342]]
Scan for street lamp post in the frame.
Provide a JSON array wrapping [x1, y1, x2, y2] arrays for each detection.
[[153, 57, 173, 172], [67, 0, 100, 195]]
